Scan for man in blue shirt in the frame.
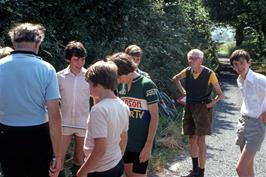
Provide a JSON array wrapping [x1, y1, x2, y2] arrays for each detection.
[[0, 23, 62, 177]]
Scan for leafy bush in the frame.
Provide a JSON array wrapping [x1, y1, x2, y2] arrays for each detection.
[[0, 0, 215, 97]]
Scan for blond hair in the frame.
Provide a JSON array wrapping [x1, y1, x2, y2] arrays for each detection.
[[0, 47, 13, 59]]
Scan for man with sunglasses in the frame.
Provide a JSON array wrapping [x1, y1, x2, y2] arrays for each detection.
[[172, 49, 224, 177]]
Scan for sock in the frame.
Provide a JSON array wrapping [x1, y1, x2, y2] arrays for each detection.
[[198, 168, 205, 177], [192, 157, 199, 174]]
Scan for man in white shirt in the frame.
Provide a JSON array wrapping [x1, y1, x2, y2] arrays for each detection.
[[57, 41, 90, 177], [230, 49, 266, 177]]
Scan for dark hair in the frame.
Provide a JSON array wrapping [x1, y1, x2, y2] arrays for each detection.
[[85, 60, 118, 90], [64, 41, 87, 60], [229, 49, 251, 66], [107, 52, 137, 76]]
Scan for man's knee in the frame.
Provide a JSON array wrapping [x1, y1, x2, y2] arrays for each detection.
[[197, 136, 206, 145], [189, 135, 197, 144]]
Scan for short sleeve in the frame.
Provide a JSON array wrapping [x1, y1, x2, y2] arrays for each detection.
[[45, 66, 60, 100], [144, 79, 159, 105], [208, 72, 219, 85], [122, 105, 130, 132], [257, 76, 266, 113], [179, 68, 187, 79], [89, 107, 108, 138]]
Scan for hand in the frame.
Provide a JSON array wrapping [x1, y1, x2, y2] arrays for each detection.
[[139, 143, 152, 163], [206, 102, 213, 109], [49, 157, 62, 177]]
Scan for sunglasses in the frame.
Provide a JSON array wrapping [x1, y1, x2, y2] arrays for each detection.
[[188, 56, 200, 60]]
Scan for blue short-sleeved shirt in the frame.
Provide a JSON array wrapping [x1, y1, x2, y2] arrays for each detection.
[[0, 51, 60, 126]]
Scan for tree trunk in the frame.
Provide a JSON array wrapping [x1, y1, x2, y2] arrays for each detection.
[[235, 26, 244, 46]]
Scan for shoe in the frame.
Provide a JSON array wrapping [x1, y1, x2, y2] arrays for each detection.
[[181, 170, 199, 177]]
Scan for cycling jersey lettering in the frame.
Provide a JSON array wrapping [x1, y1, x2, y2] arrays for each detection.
[[123, 99, 142, 109], [130, 109, 145, 119]]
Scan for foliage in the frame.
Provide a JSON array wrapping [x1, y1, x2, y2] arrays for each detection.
[[217, 41, 236, 57], [0, 0, 216, 98], [149, 110, 183, 173], [203, 0, 266, 60]]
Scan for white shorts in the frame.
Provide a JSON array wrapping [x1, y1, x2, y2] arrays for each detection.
[[63, 126, 86, 137], [235, 116, 265, 151]]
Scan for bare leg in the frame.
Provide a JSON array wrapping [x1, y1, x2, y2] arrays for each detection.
[[124, 163, 133, 177], [131, 173, 146, 177], [73, 136, 85, 165], [189, 135, 198, 158], [61, 135, 73, 168], [197, 135, 206, 168], [236, 146, 256, 177]]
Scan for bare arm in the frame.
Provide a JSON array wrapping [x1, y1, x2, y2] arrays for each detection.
[[139, 103, 159, 163], [172, 74, 186, 95], [77, 138, 107, 177], [206, 82, 224, 108], [261, 112, 266, 125], [119, 131, 128, 155], [47, 99, 62, 177]]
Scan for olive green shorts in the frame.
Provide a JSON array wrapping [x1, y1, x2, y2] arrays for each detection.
[[182, 103, 213, 135]]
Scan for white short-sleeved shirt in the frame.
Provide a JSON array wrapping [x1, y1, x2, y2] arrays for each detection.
[[57, 67, 90, 130], [237, 69, 266, 119], [84, 97, 129, 172]]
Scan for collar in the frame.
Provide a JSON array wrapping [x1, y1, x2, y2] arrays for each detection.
[[11, 50, 40, 57], [132, 73, 143, 83], [62, 66, 86, 76], [237, 69, 255, 85]]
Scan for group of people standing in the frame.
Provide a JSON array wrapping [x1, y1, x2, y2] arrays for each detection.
[[0, 22, 158, 177], [0, 22, 265, 177]]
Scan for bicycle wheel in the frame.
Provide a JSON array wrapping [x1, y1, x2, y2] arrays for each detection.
[[157, 91, 177, 120], [159, 91, 178, 119]]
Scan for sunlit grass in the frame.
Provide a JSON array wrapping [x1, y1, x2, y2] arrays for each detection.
[[218, 41, 236, 57]]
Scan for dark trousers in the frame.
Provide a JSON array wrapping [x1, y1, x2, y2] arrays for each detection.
[[0, 123, 53, 177], [87, 159, 124, 177]]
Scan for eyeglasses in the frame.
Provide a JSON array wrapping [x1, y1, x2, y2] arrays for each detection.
[[129, 52, 142, 57], [188, 56, 200, 60]]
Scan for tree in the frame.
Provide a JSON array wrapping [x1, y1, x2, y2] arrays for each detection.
[[203, 0, 266, 59], [0, 0, 215, 97]]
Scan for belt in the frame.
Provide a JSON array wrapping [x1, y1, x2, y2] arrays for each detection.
[[241, 115, 257, 119]]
